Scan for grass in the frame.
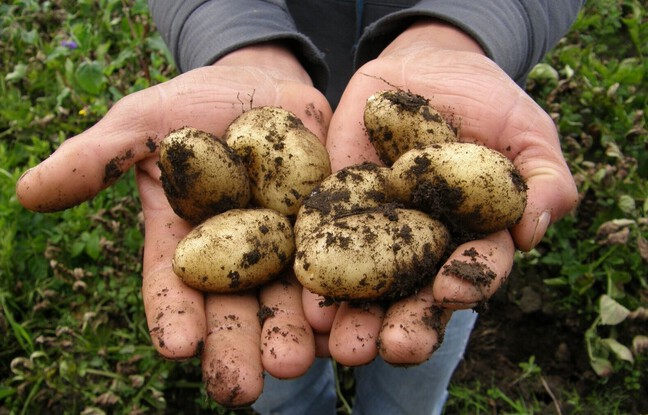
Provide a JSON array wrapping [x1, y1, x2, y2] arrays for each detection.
[[1, 0, 646, 414]]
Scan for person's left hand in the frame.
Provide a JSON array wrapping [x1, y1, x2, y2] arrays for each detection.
[[303, 20, 579, 365]]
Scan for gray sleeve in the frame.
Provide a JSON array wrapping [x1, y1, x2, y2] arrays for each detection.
[[355, 0, 585, 84], [147, 0, 328, 91]]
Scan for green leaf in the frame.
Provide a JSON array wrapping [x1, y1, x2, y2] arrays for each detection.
[[599, 294, 630, 325], [617, 194, 636, 214], [529, 63, 559, 83], [119, 344, 136, 354], [5, 63, 28, 82], [543, 277, 569, 286], [601, 338, 634, 363], [75, 61, 105, 95], [0, 386, 16, 400], [83, 231, 102, 260], [71, 239, 86, 258], [590, 356, 614, 377], [56, 86, 71, 107], [0, 296, 34, 353], [21, 28, 39, 45], [612, 57, 644, 84]]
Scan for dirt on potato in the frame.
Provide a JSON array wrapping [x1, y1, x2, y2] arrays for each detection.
[[159, 128, 251, 224], [159, 138, 198, 201], [305, 204, 443, 301]]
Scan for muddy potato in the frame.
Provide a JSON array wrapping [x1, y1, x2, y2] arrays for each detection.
[[173, 209, 294, 293], [294, 163, 392, 245], [294, 207, 449, 300], [159, 127, 250, 225], [364, 90, 457, 166], [224, 107, 331, 217], [390, 142, 528, 234]]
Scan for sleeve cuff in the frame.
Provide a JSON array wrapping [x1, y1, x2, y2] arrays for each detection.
[[153, 0, 329, 92], [355, 0, 582, 84]]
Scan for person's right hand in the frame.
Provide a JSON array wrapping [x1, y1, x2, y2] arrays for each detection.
[[16, 43, 332, 407]]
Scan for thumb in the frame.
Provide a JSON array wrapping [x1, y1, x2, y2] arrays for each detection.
[[510, 138, 579, 251], [16, 86, 162, 212]]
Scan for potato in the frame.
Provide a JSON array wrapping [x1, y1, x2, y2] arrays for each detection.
[[390, 142, 528, 233], [224, 107, 331, 217], [364, 90, 457, 166], [294, 207, 449, 300], [294, 93, 528, 302], [173, 209, 294, 293], [159, 127, 250, 225], [294, 163, 392, 245]]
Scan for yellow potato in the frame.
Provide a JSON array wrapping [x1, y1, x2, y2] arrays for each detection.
[[364, 89, 457, 166], [224, 107, 331, 217], [173, 209, 294, 293], [390, 142, 528, 233], [294, 163, 392, 245], [294, 207, 449, 300], [159, 127, 250, 225]]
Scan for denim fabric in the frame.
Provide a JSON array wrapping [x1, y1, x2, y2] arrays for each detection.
[[252, 357, 337, 415], [252, 309, 477, 415]]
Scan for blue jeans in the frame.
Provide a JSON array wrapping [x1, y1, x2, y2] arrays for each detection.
[[252, 309, 477, 415]]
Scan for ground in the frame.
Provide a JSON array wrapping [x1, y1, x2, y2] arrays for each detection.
[[451, 264, 648, 415]]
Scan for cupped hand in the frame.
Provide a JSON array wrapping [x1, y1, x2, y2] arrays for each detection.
[[16, 44, 332, 407], [303, 21, 579, 366]]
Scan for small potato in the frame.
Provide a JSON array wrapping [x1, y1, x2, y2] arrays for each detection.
[[173, 209, 294, 293], [159, 127, 250, 225], [224, 107, 331, 217], [294, 163, 392, 245], [390, 142, 528, 233], [294, 207, 449, 300], [364, 90, 457, 166]]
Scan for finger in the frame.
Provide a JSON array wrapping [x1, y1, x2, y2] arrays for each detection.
[[328, 302, 384, 366], [203, 292, 264, 408], [301, 288, 338, 357], [433, 230, 515, 309], [138, 165, 206, 359], [259, 274, 315, 379], [16, 66, 331, 212], [302, 288, 338, 334], [314, 333, 332, 357], [378, 297, 453, 365]]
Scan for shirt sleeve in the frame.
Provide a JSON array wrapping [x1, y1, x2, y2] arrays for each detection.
[[354, 0, 586, 84], [147, 0, 329, 91]]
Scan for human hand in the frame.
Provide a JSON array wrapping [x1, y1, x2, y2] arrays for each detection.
[[303, 21, 579, 365], [16, 43, 332, 407]]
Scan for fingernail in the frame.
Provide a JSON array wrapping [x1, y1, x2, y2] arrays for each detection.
[[530, 211, 552, 248], [17, 167, 33, 185]]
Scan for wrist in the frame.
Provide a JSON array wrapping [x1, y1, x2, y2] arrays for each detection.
[[214, 42, 313, 86], [381, 19, 485, 57]]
